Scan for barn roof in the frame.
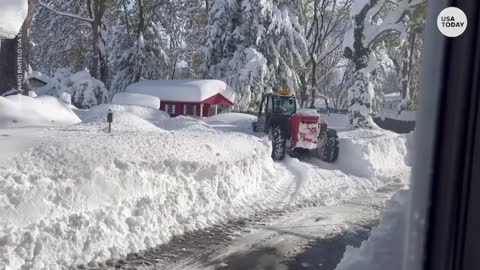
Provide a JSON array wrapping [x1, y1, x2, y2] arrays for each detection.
[[125, 80, 235, 104]]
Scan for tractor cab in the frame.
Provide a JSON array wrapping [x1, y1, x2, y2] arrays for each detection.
[[254, 91, 297, 133]]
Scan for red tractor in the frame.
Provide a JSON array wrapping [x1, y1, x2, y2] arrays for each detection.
[[252, 92, 339, 162]]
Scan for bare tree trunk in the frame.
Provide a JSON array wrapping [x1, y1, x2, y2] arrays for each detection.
[[0, 39, 17, 95], [344, 2, 377, 129], [134, 0, 145, 82], [299, 73, 308, 108], [401, 44, 409, 100], [91, 0, 100, 79], [407, 31, 417, 101], [19, 0, 39, 95]]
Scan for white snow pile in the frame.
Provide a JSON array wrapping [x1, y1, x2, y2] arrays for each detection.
[[0, 112, 411, 269], [75, 104, 170, 124], [0, 120, 282, 269], [205, 113, 257, 131], [380, 109, 416, 122], [157, 116, 214, 131], [335, 190, 409, 270], [319, 113, 349, 130], [335, 129, 409, 180], [0, 0, 28, 39], [112, 92, 160, 109], [0, 95, 81, 128]]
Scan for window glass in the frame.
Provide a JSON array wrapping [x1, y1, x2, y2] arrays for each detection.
[[186, 105, 195, 115]]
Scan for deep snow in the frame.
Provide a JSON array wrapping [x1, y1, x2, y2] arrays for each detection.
[[0, 95, 81, 128], [0, 105, 411, 269], [112, 92, 161, 109], [335, 190, 409, 270]]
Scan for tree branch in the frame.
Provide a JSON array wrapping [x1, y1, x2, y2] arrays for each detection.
[[38, 1, 94, 23]]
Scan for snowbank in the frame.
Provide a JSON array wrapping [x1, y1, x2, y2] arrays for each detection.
[[335, 129, 409, 180], [112, 92, 160, 109], [0, 119, 281, 269], [380, 110, 416, 122], [158, 116, 214, 131], [319, 113, 349, 130], [75, 104, 170, 123], [205, 113, 257, 131], [0, 95, 81, 128], [0, 0, 28, 39], [0, 115, 408, 269], [335, 190, 409, 270]]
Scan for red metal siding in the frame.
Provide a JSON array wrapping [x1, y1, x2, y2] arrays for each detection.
[[201, 93, 234, 106], [160, 94, 232, 117]]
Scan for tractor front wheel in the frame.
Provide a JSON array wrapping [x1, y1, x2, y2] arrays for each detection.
[[269, 126, 286, 161]]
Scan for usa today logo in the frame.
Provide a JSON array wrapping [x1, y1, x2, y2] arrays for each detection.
[[437, 7, 467, 37]]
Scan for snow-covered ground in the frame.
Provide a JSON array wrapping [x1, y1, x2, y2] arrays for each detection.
[[0, 95, 81, 128], [335, 190, 409, 270], [380, 109, 416, 122], [0, 99, 411, 269]]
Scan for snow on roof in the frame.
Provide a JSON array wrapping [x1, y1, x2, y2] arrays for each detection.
[[28, 71, 51, 84], [0, 0, 28, 39], [384, 92, 401, 102], [125, 80, 236, 104]]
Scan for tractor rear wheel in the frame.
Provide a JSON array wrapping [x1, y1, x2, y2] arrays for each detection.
[[269, 126, 286, 161], [323, 129, 339, 162]]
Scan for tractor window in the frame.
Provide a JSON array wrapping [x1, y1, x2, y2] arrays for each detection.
[[273, 97, 296, 115], [266, 96, 273, 114]]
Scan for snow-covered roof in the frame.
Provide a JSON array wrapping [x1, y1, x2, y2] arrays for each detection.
[[28, 71, 51, 84], [125, 80, 236, 104], [0, 0, 28, 39], [384, 92, 401, 102]]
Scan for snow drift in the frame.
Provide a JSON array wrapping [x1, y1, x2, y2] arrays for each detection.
[[335, 190, 409, 270], [336, 129, 409, 180], [0, 121, 280, 269], [0, 95, 81, 128], [75, 104, 170, 124], [0, 110, 411, 269], [112, 92, 161, 109], [205, 113, 257, 131]]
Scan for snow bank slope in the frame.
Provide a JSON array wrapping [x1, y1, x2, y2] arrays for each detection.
[[0, 120, 284, 269], [0, 116, 409, 269], [335, 190, 409, 270], [75, 104, 170, 123], [205, 113, 257, 131], [0, 95, 81, 128], [336, 129, 409, 180]]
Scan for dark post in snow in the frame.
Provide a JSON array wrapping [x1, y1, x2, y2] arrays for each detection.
[[107, 109, 113, 133]]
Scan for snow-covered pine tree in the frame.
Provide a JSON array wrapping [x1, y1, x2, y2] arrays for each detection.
[[343, 0, 424, 128], [201, 0, 307, 111], [109, 0, 169, 95], [31, 0, 93, 75]]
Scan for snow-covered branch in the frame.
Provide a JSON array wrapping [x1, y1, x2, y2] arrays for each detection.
[[38, 1, 93, 23], [366, 0, 425, 46]]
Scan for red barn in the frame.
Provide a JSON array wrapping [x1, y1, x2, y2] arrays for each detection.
[[125, 80, 235, 117]]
